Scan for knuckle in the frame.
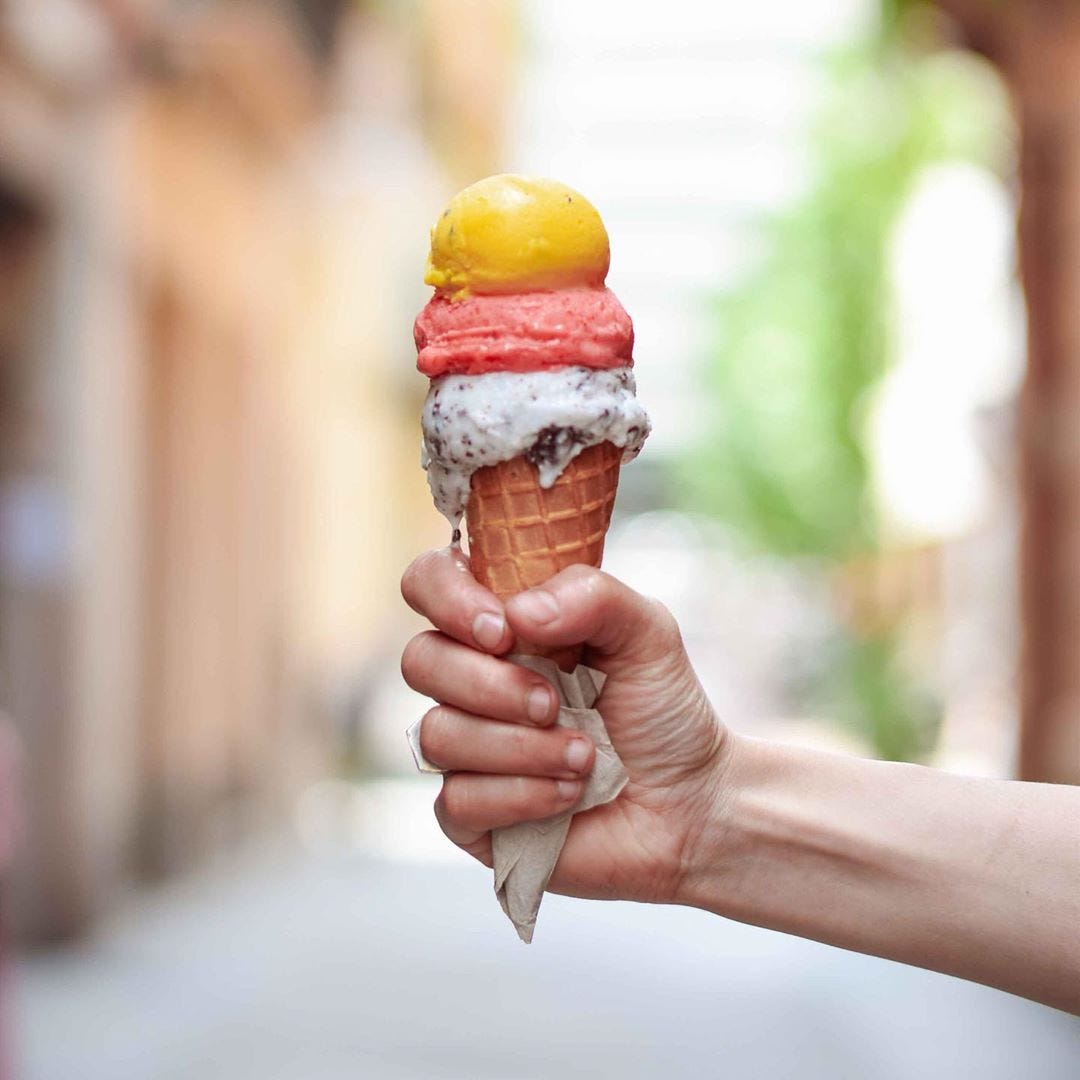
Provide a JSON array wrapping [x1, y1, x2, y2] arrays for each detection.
[[400, 565, 417, 605], [562, 563, 600, 587], [563, 563, 606, 601], [403, 547, 477, 615], [580, 567, 621, 614], [440, 775, 471, 823], [418, 705, 451, 762], [645, 597, 683, 650], [433, 789, 453, 835], [588, 565, 615, 592], [400, 631, 439, 688], [400, 550, 436, 606], [475, 659, 511, 710], [509, 776, 545, 815], [510, 723, 533, 764]]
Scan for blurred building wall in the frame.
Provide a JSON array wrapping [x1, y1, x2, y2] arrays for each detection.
[[126, 7, 328, 880], [0, 0, 334, 939], [0, 0, 508, 940]]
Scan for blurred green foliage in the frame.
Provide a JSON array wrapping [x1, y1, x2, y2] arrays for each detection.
[[689, 22, 1010, 759], [691, 46, 1006, 559]]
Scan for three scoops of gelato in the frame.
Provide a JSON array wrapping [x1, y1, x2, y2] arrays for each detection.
[[415, 175, 650, 627]]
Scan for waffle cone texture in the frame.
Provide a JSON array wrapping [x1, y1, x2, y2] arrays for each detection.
[[466, 441, 621, 667]]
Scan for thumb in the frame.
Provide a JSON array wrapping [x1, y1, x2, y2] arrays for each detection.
[[504, 565, 684, 675]]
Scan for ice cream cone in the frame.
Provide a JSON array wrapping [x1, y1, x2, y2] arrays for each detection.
[[466, 440, 621, 670], [414, 176, 643, 942]]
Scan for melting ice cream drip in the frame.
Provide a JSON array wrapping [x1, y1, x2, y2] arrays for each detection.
[[420, 366, 650, 526]]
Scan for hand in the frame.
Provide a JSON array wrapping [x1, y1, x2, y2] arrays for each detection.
[[402, 553, 1080, 1013], [400, 547, 730, 905]]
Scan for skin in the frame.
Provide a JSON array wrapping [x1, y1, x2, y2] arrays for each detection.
[[401, 548, 1080, 1015]]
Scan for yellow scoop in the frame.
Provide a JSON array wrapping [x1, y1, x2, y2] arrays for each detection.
[[425, 174, 610, 297]]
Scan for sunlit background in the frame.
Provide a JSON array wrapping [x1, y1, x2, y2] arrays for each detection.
[[2, 1, 1078, 1077]]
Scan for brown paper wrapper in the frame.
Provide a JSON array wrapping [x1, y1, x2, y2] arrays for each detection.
[[493, 654, 627, 943]]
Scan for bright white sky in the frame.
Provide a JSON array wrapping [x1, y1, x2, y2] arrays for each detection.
[[509, 0, 873, 454]]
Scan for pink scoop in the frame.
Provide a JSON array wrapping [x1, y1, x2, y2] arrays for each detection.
[[414, 286, 634, 378]]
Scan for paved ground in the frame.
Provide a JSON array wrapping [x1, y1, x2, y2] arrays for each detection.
[[14, 791, 1080, 1080]]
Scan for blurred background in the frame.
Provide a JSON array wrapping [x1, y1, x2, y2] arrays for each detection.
[[2, 0, 1078, 1077]]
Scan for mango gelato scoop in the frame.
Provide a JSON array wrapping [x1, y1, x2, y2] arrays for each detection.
[[424, 174, 610, 296]]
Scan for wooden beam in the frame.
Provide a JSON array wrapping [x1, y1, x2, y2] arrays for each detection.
[[932, 0, 1080, 782], [1008, 6, 1080, 783], [933, 0, 1012, 65]]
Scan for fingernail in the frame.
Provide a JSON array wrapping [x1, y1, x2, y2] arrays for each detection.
[[472, 611, 505, 650], [564, 739, 591, 773], [511, 589, 560, 625], [526, 686, 554, 724], [556, 780, 581, 802]]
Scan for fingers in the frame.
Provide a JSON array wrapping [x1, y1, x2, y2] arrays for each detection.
[[504, 565, 682, 670], [435, 773, 582, 848], [401, 547, 512, 653], [401, 631, 559, 726], [418, 705, 594, 779]]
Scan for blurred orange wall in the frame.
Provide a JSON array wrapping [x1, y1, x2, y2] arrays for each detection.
[[0, 0, 516, 940]]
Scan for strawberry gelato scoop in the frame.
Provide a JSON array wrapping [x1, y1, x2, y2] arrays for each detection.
[[414, 287, 633, 377]]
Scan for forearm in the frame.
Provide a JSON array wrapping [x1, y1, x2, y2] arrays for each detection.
[[681, 735, 1080, 1013]]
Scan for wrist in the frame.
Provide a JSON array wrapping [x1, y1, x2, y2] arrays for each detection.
[[672, 729, 759, 913], [675, 734, 898, 925], [675, 734, 955, 942], [671, 730, 1080, 1013]]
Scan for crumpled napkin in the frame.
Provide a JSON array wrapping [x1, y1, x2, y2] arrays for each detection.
[[493, 654, 628, 943]]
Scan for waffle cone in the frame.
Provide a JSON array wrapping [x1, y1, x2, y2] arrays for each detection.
[[466, 441, 621, 670]]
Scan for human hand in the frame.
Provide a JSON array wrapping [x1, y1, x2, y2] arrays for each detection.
[[400, 547, 730, 905]]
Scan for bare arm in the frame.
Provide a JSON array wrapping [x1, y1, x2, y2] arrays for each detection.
[[681, 736, 1080, 1014]]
